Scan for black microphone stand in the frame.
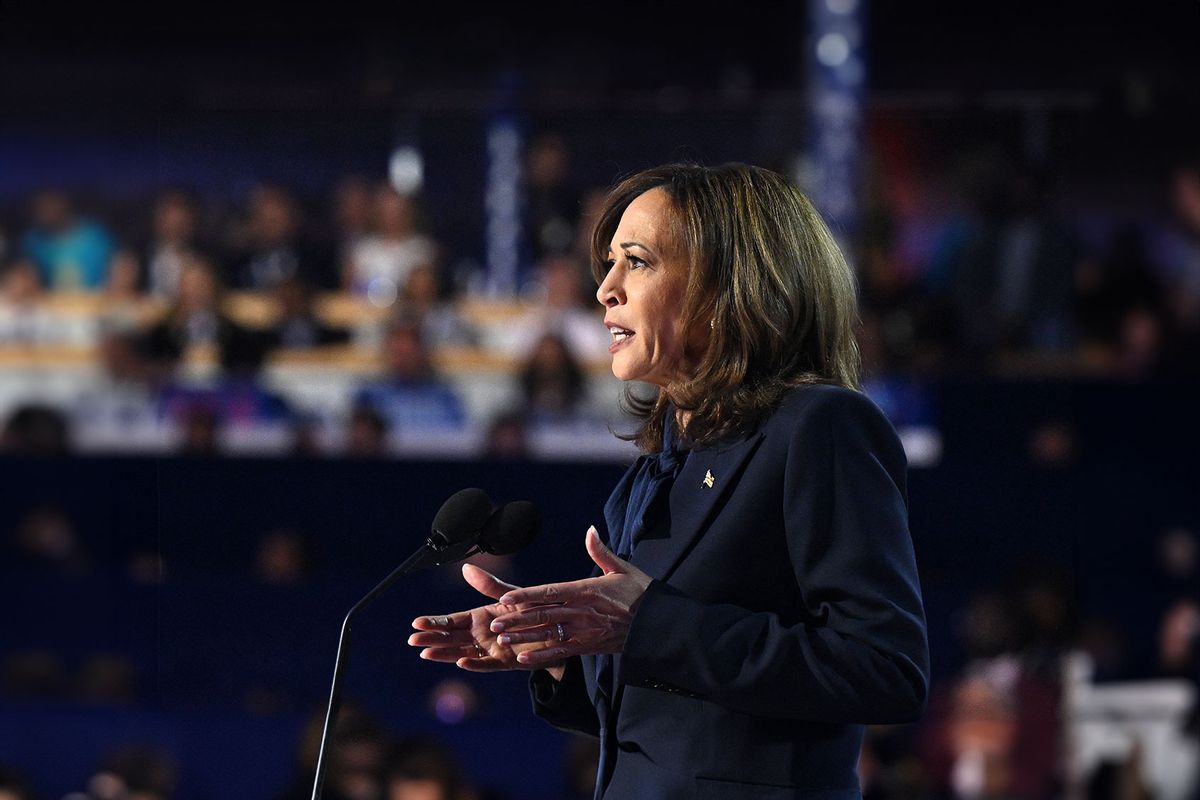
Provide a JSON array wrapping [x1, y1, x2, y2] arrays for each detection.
[[309, 535, 480, 800]]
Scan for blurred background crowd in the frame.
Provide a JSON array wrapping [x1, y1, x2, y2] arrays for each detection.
[[1, 2, 1198, 799]]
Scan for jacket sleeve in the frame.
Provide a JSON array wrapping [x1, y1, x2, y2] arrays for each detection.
[[620, 390, 931, 724], [529, 655, 601, 737]]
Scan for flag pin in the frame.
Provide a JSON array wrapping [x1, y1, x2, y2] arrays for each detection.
[[703, 470, 715, 488]]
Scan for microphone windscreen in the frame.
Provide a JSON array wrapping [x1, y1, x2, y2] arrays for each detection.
[[479, 501, 542, 555], [431, 488, 493, 547]]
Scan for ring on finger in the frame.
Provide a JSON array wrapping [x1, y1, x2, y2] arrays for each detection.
[[556, 622, 568, 642], [475, 643, 485, 658]]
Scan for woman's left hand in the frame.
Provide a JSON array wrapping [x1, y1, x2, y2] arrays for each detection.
[[488, 525, 652, 667]]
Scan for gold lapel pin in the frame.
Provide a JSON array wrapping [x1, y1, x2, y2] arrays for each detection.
[[702, 469, 715, 488]]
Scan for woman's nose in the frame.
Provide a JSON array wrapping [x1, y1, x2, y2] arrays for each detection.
[[596, 269, 624, 307]]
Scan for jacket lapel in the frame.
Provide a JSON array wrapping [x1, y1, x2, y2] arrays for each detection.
[[630, 431, 764, 582]]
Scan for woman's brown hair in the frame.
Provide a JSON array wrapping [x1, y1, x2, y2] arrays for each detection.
[[590, 163, 862, 452]]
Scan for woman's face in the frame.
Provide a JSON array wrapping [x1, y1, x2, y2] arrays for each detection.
[[596, 188, 693, 387]]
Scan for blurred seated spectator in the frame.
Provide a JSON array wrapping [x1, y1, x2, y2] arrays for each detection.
[[278, 701, 389, 800], [353, 317, 465, 433], [254, 527, 315, 585], [76, 653, 138, 706], [157, 380, 290, 454], [525, 133, 581, 261], [0, 764, 35, 800], [227, 184, 331, 291], [267, 277, 351, 351], [1159, 154, 1200, 336], [139, 254, 270, 375], [345, 404, 389, 458], [144, 189, 204, 299], [331, 176, 374, 274], [384, 737, 470, 800], [21, 188, 114, 291], [496, 255, 608, 361], [2, 649, 69, 699], [0, 258, 54, 344], [1075, 227, 1165, 363], [87, 745, 177, 800], [926, 151, 1078, 364], [1, 404, 70, 455], [399, 265, 477, 348], [344, 185, 437, 305], [484, 411, 528, 459], [918, 588, 1061, 800], [11, 503, 87, 572], [72, 330, 160, 437], [105, 247, 146, 311], [519, 332, 587, 421], [178, 405, 220, 456]]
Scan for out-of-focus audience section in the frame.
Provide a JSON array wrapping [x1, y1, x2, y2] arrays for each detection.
[[3, 140, 1199, 464]]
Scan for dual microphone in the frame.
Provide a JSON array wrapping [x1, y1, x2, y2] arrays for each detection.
[[310, 489, 542, 800]]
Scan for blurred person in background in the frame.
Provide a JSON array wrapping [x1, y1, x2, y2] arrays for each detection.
[[142, 189, 204, 299], [353, 315, 464, 433], [345, 404, 390, 458], [254, 527, 316, 586], [1, 404, 71, 456], [10, 503, 87, 573], [0, 765, 36, 800], [501, 254, 609, 361], [525, 133, 581, 262], [331, 175, 375, 274], [140, 254, 269, 375], [926, 150, 1079, 366], [228, 184, 328, 290], [71, 329, 163, 443], [518, 332, 587, 422], [483, 410, 528, 460], [1074, 226, 1166, 373], [399, 264, 477, 348], [0, 258, 54, 344], [267, 276, 351, 351], [21, 188, 114, 292], [85, 744, 176, 800], [278, 702, 389, 800], [383, 737, 471, 800], [918, 588, 1060, 800], [344, 185, 438, 304]]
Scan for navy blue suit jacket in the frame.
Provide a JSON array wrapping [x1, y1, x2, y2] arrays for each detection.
[[531, 384, 931, 799]]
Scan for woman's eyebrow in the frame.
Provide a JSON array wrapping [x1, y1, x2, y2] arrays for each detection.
[[619, 241, 654, 253]]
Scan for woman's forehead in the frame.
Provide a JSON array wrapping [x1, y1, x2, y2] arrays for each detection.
[[610, 188, 675, 251]]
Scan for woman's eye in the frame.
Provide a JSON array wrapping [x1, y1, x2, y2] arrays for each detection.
[[627, 255, 646, 270]]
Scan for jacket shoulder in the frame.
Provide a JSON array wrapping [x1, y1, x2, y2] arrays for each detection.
[[763, 383, 890, 435]]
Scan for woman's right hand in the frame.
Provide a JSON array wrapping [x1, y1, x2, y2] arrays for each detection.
[[408, 563, 565, 674]]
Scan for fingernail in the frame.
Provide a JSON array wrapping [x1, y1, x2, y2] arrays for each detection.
[[587, 525, 597, 537], [516, 652, 530, 663], [497, 634, 512, 645], [490, 620, 505, 632], [498, 595, 515, 605]]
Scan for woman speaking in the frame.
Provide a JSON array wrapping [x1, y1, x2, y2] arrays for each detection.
[[409, 163, 930, 799]]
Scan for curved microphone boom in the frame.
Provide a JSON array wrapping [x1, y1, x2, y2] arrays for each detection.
[[310, 489, 541, 800]]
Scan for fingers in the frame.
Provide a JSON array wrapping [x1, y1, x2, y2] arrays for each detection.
[[496, 626, 562, 646], [514, 645, 572, 667], [407, 630, 476, 647], [490, 604, 576, 632], [454, 656, 510, 673], [585, 525, 627, 575], [411, 612, 472, 631], [497, 579, 587, 608], [418, 644, 483, 663], [461, 563, 519, 600]]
